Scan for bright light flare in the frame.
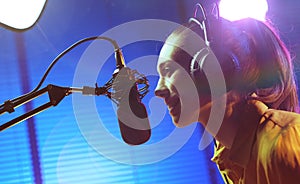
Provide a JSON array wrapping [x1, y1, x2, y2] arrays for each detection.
[[219, 0, 268, 21], [0, 0, 47, 30]]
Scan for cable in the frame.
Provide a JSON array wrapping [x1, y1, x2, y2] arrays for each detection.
[[4, 36, 119, 105]]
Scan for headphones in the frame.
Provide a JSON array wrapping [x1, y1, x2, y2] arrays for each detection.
[[188, 3, 241, 93]]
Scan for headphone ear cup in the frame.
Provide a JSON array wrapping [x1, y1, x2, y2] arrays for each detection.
[[190, 48, 240, 93], [190, 48, 213, 94]]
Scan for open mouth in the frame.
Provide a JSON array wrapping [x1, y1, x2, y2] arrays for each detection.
[[166, 97, 181, 117]]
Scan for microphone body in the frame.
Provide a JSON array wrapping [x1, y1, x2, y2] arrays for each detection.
[[113, 50, 151, 145], [117, 82, 151, 145]]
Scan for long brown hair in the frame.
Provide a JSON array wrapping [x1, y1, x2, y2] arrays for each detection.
[[227, 18, 299, 112]]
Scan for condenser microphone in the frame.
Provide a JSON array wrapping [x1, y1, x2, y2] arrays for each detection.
[[113, 49, 151, 145]]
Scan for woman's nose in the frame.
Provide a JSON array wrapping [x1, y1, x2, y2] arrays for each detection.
[[155, 80, 170, 98]]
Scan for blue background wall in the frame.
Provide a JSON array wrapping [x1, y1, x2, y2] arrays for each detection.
[[0, 0, 299, 183]]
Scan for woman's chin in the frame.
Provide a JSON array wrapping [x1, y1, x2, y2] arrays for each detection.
[[169, 106, 199, 128]]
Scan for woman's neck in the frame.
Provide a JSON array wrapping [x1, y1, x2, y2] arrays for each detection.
[[198, 92, 268, 148]]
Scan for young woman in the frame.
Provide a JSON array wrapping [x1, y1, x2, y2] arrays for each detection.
[[155, 13, 300, 184]]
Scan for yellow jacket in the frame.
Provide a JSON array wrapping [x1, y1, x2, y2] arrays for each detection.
[[212, 101, 300, 184]]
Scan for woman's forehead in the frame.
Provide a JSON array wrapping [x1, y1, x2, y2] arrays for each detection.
[[165, 31, 207, 57], [158, 43, 194, 71], [157, 27, 208, 70]]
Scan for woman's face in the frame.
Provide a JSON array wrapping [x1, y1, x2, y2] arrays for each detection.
[[155, 34, 208, 127]]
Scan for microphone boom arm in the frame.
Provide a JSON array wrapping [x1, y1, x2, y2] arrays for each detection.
[[0, 82, 110, 132]]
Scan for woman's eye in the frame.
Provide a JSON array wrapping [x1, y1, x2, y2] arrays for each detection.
[[163, 66, 170, 72], [162, 66, 172, 76]]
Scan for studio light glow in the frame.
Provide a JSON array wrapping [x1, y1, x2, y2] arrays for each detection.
[[0, 0, 46, 29], [219, 0, 268, 21]]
